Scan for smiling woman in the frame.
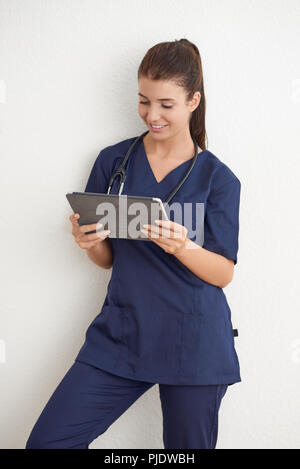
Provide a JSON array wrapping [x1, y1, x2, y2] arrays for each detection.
[[25, 38, 241, 451], [137, 76, 202, 145]]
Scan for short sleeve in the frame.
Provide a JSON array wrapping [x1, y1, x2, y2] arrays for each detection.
[[203, 177, 241, 265], [84, 149, 110, 194]]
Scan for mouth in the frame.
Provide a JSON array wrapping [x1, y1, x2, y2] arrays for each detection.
[[148, 123, 168, 131]]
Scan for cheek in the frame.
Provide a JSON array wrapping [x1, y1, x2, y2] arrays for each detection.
[[138, 105, 146, 118]]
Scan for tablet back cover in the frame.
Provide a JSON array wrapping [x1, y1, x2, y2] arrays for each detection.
[[66, 192, 168, 240]]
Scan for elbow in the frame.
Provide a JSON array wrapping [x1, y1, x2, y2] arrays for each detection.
[[218, 262, 235, 289], [219, 278, 232, 289], [103, 256, 114, 270]]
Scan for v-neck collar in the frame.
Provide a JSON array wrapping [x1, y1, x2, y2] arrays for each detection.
[[140, 136, 207, 185]]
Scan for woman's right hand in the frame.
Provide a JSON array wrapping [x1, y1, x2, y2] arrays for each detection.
[[69, 213, 111, 250]]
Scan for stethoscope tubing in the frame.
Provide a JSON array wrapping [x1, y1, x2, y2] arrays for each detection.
[[107, 130, 199, 206]]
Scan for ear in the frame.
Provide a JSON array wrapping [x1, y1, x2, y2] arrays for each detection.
[[190, 91, 201, 112]]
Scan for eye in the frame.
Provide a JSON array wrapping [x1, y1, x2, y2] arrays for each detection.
[[139, 101, 173, 109]]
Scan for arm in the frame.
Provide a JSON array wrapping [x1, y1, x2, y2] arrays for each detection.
[[174, 175, 240, 288], [86, 237, 113, 270], [174, 238, 234, 288]]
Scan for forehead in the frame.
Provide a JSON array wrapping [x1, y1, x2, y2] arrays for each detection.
[[138, 76, 184, 100]]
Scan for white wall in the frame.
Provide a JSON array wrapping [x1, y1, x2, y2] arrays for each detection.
[[0, 0, 299, 449]]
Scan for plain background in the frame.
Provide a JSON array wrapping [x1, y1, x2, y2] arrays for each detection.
[[0, 0, 300, 449]]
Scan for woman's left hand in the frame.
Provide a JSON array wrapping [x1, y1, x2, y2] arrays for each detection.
[[140, 219, 188, 256]]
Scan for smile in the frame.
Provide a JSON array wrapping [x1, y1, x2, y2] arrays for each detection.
[[149, 123, 168, 131]]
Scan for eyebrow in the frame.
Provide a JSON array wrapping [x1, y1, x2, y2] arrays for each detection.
[[138, 92, 176, 102]]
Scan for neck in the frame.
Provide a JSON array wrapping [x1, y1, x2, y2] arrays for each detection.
[[145, 129, 198, 159]]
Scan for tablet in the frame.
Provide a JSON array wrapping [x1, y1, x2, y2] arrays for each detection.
[[66, 192, 169, 241]]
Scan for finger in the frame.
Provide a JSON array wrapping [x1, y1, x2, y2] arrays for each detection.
[[79, 230, 111, 242], [142, 224, 165, 238], [154, 219, 187, 235], [70, 213, 80, 223], [141, 226, 183, 251], [79, 222, 103, 233], [142, 224, 182, 239], [88, 239, 105, 249], [79, 235, 110, 249], [140, 229, 170, 246], [140, 226, 162, 239], [89, 236, 109, 247], [153, 223, 183, 237], [77, 230, 110, 243]]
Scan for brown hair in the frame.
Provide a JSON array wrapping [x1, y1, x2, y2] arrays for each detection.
[[138, 38, 208, 150]]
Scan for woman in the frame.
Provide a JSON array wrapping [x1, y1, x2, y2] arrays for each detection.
[[25, 38, 241, 449]]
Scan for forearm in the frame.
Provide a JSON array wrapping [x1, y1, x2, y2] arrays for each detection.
[[86, 237, 113, 269], [173, 238, 234, 288]]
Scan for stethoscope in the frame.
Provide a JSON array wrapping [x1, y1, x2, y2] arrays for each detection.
[[107, 129, 199, 205]]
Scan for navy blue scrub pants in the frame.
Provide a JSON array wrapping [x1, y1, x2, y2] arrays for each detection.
[[25, 360, 228, 449]]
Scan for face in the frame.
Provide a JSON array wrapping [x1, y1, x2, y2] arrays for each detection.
[[138, 76, 200, 138]]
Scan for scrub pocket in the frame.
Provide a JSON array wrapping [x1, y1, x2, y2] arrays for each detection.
[[78, 305, 125, 370], [178, 284, 239, 381], [122, 307, 184, 378]]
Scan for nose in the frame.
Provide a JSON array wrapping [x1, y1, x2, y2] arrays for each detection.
[[145, 106, 163, 123]]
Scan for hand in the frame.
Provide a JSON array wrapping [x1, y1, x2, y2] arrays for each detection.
[[140, 219, 188, 256], [69, 213, 110, 250]]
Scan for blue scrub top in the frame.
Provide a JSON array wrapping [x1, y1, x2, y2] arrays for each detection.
[[75, 135, 242, 386]]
